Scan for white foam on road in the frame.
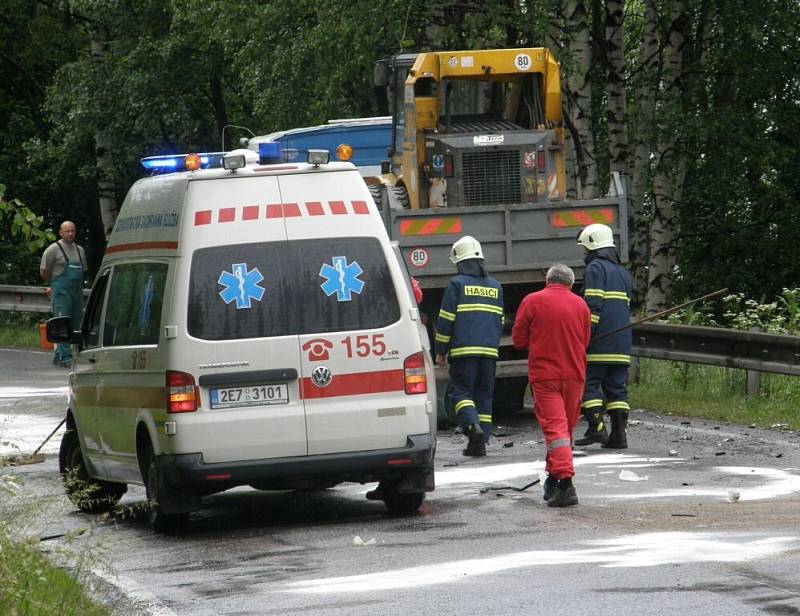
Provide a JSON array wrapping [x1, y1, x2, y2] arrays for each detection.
[[0, 386, 67, 399], [1, 412, 65, 456], [606, 465, 800, 502], [277, 531, 798, 594]]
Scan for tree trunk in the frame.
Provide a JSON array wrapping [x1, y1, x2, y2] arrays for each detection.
[[559, 0, 598, 198], [90, 35, 119, 240], [605, 0, 627, 173], [627, 0, 660, 306], [646, 0, 689, 313]]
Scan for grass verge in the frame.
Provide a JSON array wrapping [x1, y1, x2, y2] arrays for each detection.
[[0, 313, 43, 349], [0, 527, 109, 616], [630, 358, 800, 430]]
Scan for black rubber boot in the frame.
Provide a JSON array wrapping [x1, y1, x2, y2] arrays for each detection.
[[542, 474, 558, 501], [602, 410, 628, 449], [462, 423, 486, 457], [547, 478, 579, 508], [574, 410, 608, 446]]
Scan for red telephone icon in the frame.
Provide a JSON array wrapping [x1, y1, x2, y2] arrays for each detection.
[[302, 338, 333, 361]]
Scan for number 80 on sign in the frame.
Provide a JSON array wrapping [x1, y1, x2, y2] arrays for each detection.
[[409, 248, 429, 268]]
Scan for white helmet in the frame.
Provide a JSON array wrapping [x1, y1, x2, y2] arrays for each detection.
[[450, 235, 484, 264], [577, 224, 615, 250]]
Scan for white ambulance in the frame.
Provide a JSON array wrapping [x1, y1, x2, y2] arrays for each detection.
[[48, 147, 436, 532]]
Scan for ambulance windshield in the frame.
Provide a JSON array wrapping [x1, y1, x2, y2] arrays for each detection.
[[187, 238, 400, 340]]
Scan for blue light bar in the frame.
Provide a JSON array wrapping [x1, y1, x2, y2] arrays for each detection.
[[258, 142, 282, 164], [140, 152, 226, 174]]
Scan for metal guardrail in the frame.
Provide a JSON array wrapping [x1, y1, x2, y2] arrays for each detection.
[[435, 322, 800, 380], [4, 284, 797, 378], [0, 284, 90, 313]]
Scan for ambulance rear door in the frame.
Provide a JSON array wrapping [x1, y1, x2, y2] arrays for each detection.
[[277, 169, 431, 455], [178, 173, 308, 463]]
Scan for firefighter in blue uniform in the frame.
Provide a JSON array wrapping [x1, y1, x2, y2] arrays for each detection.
[[574, 224, 633, 449], [435, 236, 504, 457]]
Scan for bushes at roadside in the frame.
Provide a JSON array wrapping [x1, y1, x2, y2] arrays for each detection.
[[0, 312, 41, 349]]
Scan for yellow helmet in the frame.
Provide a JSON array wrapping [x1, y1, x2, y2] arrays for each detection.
[[450, 236, 484, 264], [577, 224, 615, 250]]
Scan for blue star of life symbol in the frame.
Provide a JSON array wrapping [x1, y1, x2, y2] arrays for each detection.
[[319, 256, 365, 302], [218, 263, 265, 309]]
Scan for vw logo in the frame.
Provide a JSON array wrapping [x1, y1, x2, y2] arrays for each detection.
[[311, 365, 333, 388]]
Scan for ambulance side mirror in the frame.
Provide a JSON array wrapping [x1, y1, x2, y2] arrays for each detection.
[[46, 316, 79, 344]]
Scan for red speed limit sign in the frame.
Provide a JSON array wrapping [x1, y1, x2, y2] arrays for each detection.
[[409, 247, 429, 268]]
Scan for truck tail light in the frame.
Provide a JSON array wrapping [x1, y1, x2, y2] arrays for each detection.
[[537, 150, 546, 173], [403, 352, 428, 395], [166, 370, 199, 413], [444, 155, 453, 177]]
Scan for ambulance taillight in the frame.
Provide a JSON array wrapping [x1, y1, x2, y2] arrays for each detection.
[[403, 352, 427, 395], [166, 371, 199, 413]]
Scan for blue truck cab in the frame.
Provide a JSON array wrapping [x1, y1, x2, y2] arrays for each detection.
[[248, 117, 391, 180]]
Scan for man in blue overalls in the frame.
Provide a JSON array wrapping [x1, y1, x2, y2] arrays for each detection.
[[40, 221, 87, 367], [435, 236, 504, 457]]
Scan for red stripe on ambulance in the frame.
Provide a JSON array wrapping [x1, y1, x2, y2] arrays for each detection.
[[300, 369, 405, 399], [194, 201, 372, 225]]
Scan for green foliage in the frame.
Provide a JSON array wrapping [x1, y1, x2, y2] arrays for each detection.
[[666, 288, 800, 334], [0, 185, 56, 284], [0, 185, 56, 253], [0, 313, 41, 349]]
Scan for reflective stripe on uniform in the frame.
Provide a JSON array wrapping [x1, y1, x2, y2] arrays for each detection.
[[435, 333, 451, 343], [587, 353, 631, 364], [590, 314, 600, 324], [547, 438, 571, 450], [449, 346, 499, 358], [584, 288, 629, 303], [438, 309, 455, 321], [456, 303, 503, 315], [606, 400, 630, 411], [455, 399, 475, 412], [604, 291, 630, 303], [581, 399, 603, 409], [478, 413, 492, 423]]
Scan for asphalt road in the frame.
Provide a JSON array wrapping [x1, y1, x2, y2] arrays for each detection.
[[2, 347, 800, 616]]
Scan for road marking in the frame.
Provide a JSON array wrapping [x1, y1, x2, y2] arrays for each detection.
[[276, 532, 799, 594], [91, 568, 178, 616]]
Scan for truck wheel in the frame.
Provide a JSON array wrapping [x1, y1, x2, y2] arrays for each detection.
[[391, 185, 410, 209], [382, 482, 425, 516], [143, 446, 187, 534], [59, 429, 126, 514], [368, 184, 383, 208]]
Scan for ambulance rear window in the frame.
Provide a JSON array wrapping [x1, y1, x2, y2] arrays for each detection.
[[187, 238, 400, 340]]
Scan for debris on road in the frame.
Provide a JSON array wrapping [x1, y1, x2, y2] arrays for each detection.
[[619, 470, 648, 482], [353, 535, 376, 547], [726, 490, 740, 503], [479, 478, 540, 494]]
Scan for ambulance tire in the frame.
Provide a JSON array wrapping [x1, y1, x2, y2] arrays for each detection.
[[143, 447, 188, 534], [382, 483, 425, 516], [391, 185, 410, 209], [59, 428, 126, 514]]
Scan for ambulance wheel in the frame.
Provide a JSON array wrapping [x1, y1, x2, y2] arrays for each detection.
[[391, 185, 410, 209], [382, 484, 425, 516], [143, 448, 187, 533], [59, 429, 126, 514]]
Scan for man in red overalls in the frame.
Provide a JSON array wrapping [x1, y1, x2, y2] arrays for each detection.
[[512, 263, 591, 507]]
